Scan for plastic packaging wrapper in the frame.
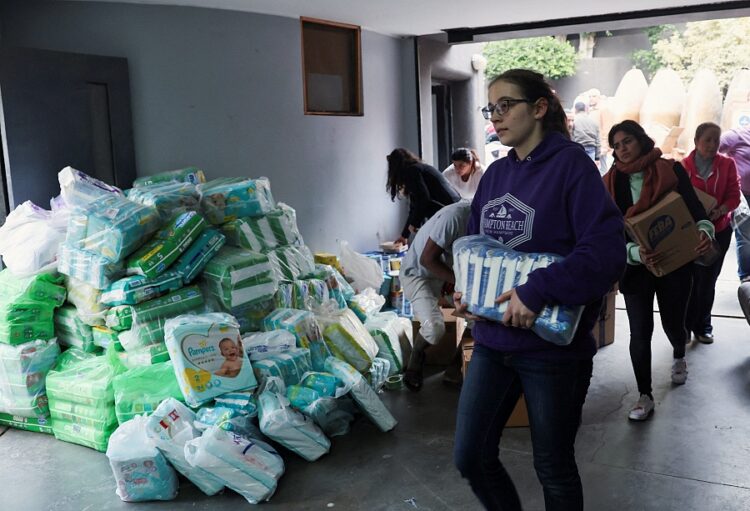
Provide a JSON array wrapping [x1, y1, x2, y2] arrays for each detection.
[[453, 235, 584, 346], [66, 194, 160, 262], [0, 339, 60, 419], [126, 181, 200, 221], [366, 358, 391, 391], [0, 269, 67, 306], [58, 243, 125, 290], [145, 398, 225, 495], [214, 391, 258, 418], [258, 384, 330, 462], [194, 407, 261, 438], [262, 308, 330, 371], [365, 312, 405, 376], [316, 306, 378, 374], [53, 347, 99, 371], [311, 264, 354, 309], [106, 415, 179, 502], [339, 241, 384, 293], [347, 288, 387, 322], [0, 201, 68, 277], [225, 299, 275, 334], [54, 305, 98, 352], [185, 425, 284, 504], [58, 166, 124, 209], [299, 371, 345, 398], [202, 246, 277, 309], [171, 228, 226, 285], [0, 412, 53, 434], [164, 312, 257, 407], [324, 357, 397, 432], [112, 361, 184, 424], [0, 270, 65, 346], [126, 211, 208, 278], [286, 384, 353, 437], [105, 286, 204, 332], [267, 245, 316, 281], [197, 177, 276, 225], [275, 278, 330, 311], [65, 276, 106, 326], [252, 348, 312, 388], [117, 342, 170, 369], [221, 202, 303, 252], [242, 330, 295, 360], [93, 326, 119, 349], [132, 166, 206, 188], [101, 271, 184, 307]]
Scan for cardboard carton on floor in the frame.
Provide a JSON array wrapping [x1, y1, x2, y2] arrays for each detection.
[[693, 187, 718, 215], [419, 308, 466, 365], [625, 191, 701, 277], [592, 289, 616, 348]]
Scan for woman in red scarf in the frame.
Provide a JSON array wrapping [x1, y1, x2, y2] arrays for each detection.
[[603, 120, 714, 421]]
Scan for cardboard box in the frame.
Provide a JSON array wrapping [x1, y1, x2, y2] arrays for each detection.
[[592, 289, 616, 348], [624, 191, 701, 277], [693, 187, 718, 215]]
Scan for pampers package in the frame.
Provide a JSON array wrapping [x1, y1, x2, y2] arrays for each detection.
[[54, 305, 97, 352], [171, 228, 226, 285], [453, 234, 585, 346], [101, 271, 184, 307], [58, 243, 125, 290], [105, 286, 204, 332], [126, 181, 200, 221], [58, 166, 124, 208], [165, 313, 258, 407], [201, 246, 278, 309], [132, 166, 206, 188], [267, 245, 316, 282], [198, 177, 276, 225], [221, 202, 304, 252], [0, 270, 66, 346]]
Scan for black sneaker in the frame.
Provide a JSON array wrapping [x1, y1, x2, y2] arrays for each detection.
[[696, 332, 714, 344]]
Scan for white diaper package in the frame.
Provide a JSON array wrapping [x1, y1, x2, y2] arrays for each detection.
[[315, 306, 379, 374], [106, 415, 179, 502], [242, 330, 295, 360], [144, 398, 225, 495], [58, 166, 124, 209], [365, 312, 404, 376], [164, 313, 257, 407], [184, 426, 284, 504]]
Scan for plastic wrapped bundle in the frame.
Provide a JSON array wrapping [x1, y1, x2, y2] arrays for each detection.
[[286, 384, 353, 437], [0, 271, 66, 346], [267, 245, 316, 281], [112, 362, 183, 424], [165, 312, 257, 407], [92, 326, 119, 349], [242, 330, 295, 360], [145, 398, 225, 496], [453, 235, 584, 346], [367, 357, 391, 391], [202, 246, 277, 309], [365, 312, 404, 376], [105, 286, 204, 332], [126, 181, 200, 221], [316, 307, 379, 374], [171, 228, 226, 285], [0, 339, 60, 421], [65, 277, 106, 326], [117, 342, 170, 369], [261, 308, 329, 371], [185, 425, 285, 503], [198, 177, 276, 225], [226, 299, 275, 334], [0, 269, 67, 306], [324, 357, 397, 432], [101, 271, 184, 307], [106, 415, 179, 502], [0, 201, 68, 277], [214, 391, 258, 418], [347, 288, 387, 322], [132, 166, 206, 187], [54, 305, 98, 352], [252, 348, 312, 388], [221, 203, 303, 252], [58, 166, 124, 209], [66, 194, 160, 262], [53, 347, 99, 371], [274, 279, 329, 312], [194, 407, 261, 436], [311, 264, 354, 309], [58, 243, 125, 290], [0, 413, 54, 434]]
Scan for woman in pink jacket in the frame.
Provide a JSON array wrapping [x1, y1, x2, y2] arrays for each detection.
[[682, 122, 742, 343]]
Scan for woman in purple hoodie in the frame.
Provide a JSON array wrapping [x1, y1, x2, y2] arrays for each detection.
[[454, 69, 626, 510]]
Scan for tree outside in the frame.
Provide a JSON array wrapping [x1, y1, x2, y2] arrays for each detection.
[[482, 36, 578, 82]]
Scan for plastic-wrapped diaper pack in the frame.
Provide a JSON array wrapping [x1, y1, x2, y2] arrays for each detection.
[[0, 339, 60, 420], [324, 357, 397, 433], [106, 286, 204, 332], [101, 271, 184, 307], [145, 398, 225, 495], [316, 306, 379, 374], [132, 167, 206, 188], [252, 348, 312, 388], [0, 201, 68, 277], [365, 312, 404, 376], [54, 305, 97, 352], [201, 246, 278, 309], [224, 298, 275, 334], [221, 202, 303, 252], [242, 330, 295, 360], [171, 228, 226, 285], [0, 270, 66, 346], [310, 264, 354, 309], [93, 326, 119, 349], [347, 288, 387, 322], [126, 181, 200, 221], [112, 361, 184, 424], [164, 312, 257, 407], [286, 382, 353, 438], [267, 245, 316, 281], [66, 194, 161, 263], [275, 278, 330, 312], [65, 277, 106, 326], [58, 243, 125, 290], [127, 211, 208, 278], [194, 406, 261, 438], [117, 342, 171, 369], [58, 166, 124, 208], [197, 177, 276, 224], [214, 391, 258, 418], [262, 308, 330, 371], [106, 415, 179, 502], [367, 358, 391, 391], [453, 235, 584, 346]]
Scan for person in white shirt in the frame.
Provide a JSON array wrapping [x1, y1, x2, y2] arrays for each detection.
[[442, 148, 485, 200]]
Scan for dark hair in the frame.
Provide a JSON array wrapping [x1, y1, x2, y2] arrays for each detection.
[[488, 69, 570, 138], [574, 101, 587, 112], [607, 120, 655, 160], [386, 148, 421, 201], [451, 147, 481, 173], [695, 122, 721, 141]]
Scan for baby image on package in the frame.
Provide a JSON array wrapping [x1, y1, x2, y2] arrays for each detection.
[[165, 313, 257, 407]]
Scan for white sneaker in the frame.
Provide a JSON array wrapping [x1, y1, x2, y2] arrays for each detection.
[[628, 394, 655, 421], [671, 358, 688, 385]]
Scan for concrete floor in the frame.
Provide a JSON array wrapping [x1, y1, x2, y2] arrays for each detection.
[[2, 253, 749, 511]]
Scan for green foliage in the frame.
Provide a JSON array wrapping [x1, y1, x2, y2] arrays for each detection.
[[483, 37, 578, 81], [631, 25, 676, 79]]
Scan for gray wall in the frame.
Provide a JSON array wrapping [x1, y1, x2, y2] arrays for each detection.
[[0, 1, 419, 253]]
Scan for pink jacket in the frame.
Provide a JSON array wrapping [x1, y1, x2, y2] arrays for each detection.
[[682, 150, 741, 232]]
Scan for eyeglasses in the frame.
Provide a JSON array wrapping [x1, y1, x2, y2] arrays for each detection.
[[481, 98, 531, 120]]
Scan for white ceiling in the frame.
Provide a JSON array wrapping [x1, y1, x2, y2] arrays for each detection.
[[71, 0, 747, 38]]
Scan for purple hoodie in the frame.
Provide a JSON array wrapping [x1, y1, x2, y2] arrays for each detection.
[[468, 131, 626, 359], [720, 126, 750, 194]]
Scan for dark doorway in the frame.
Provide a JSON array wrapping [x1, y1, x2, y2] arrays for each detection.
[[431, 83, 453, 171]]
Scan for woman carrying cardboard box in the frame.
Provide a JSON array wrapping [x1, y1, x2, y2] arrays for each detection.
[[603, 120, 714, 421]]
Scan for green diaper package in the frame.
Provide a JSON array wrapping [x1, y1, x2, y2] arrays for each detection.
[[267, 245, 316, 282], [105, 286, 204, 332], [54, 305, 98, 353], [0, 270, 66, 346], [197, 177, 276, 224], [117, 342, 170, 369], [0, 270, 66, 306], [132, 166, 206, 187], [172, 228, 226, 285], [92, 326, 120, 349], [201, 246, 277, 309], [127, 211, 208, 278], [221, 203, 303, 252], [112, 361, 184, 424], [0, 412, 53, 434], [126, 181, 200, 221], [101, 271, 184, 306], [58, 243, 125, 290], [224, 299, 275, 334], [365, 312, 405, 376], [0, 339, 60, 421]]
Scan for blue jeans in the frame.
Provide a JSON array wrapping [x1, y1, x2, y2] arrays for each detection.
[[583, 146, 596, 162], [454, 344, 593, 511], [737, 195, 750, 281]]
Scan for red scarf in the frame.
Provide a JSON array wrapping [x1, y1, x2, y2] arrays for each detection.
[[603, 148, 678, 218]]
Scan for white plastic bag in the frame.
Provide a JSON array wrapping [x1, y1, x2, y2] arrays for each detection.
[[0, 201, 68, 276], [339, 241, 383, 293]]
